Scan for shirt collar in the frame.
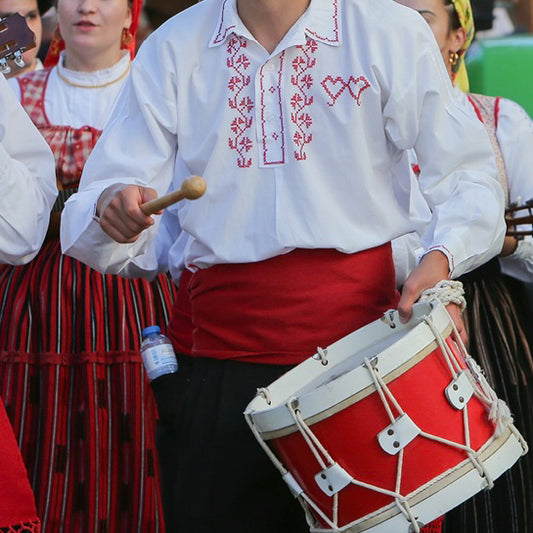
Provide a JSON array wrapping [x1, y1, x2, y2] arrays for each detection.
[[209, 0, 342, 48]]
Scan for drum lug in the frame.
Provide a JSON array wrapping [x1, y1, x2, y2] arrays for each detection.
[[288, 397, 299, 410], [445, 371, 475, 410], [313, 347, 329, 366], [314, 463, 353, 496], [381, 309, 397, 328], [378, 414, 421, 455]]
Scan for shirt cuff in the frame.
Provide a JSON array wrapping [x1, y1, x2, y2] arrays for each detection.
[[422, 245, 455, 278]]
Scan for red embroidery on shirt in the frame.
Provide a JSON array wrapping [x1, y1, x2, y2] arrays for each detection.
[[227, 36, 253, 168], [412, 164, 420, 177], [306, 0, 340, 43], [290, 39, 317, 161], [321, 75, 370, 107], [427, 245, 455, 274], [260, 52, 286, 165], [213, 0, 236, 45]]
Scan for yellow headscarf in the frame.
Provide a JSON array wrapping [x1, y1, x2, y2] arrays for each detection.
[[449, 0, 475, 92]]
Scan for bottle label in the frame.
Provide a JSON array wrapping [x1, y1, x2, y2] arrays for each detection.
[[142, 344, 177, 380]]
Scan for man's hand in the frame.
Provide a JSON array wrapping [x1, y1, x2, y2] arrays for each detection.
[[97, 184, 161, 243], [399, 250, 467, 344]]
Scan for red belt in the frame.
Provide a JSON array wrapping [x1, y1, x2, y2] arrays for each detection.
[[167, 245, 399, 365]]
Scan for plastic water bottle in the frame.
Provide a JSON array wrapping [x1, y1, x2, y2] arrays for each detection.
[[140, 325, 178, 382]]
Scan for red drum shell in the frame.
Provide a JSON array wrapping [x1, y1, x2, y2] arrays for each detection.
[[271, 340, 493, 527], [245, 301, 526, 531]]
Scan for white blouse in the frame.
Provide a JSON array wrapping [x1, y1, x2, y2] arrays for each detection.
[[8, 51, 131, 129], [60, 0, 505, 283], [393, 90, 533, 285], [0, 73, 57, 264]]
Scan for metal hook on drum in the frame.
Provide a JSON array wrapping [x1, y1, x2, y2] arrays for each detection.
[[313, 347, 329, 366]]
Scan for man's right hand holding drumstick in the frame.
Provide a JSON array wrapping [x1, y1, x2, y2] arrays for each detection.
[[96, 176, 206, 244]]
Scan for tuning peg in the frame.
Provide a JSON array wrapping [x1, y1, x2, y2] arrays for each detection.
[[0, 58, 11, 75], [13, 51, 25, 69]]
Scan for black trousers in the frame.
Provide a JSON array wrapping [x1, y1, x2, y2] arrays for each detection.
[[152, 355, 310, 533]]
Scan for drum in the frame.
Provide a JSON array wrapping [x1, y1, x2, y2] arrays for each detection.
[[244, 300, 528, 532]]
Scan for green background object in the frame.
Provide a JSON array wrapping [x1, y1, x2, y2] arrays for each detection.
[[467, 35, 533, 118]]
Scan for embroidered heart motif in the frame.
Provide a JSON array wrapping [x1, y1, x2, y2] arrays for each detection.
[[346, 76, 370, 106], [321, 75, 370, 106], [321, 76, 347, 103]]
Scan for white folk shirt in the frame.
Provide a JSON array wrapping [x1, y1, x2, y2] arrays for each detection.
[[61, 0, 505, 283], [393, 89, 533, 285], [0, 73, 57, 264]]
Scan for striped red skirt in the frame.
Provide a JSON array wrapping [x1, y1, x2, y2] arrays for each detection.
[[0, 240, 177, 533]]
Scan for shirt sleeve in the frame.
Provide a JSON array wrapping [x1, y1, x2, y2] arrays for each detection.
[[383, 31, 505, 278], [496, 98, 533, 282], [392, 232, 425, 288], [61, 33, 180, 277], [0, 74, 57, 264]]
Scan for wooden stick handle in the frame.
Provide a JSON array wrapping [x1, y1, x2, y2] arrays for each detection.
[[140, 175, 206, 216]]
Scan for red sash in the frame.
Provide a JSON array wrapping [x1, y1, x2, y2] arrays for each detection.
[[168, 245, 399, 365]]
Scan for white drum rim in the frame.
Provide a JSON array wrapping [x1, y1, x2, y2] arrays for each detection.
[[305, 425, 526, 532], [245, 300, 453, 438]]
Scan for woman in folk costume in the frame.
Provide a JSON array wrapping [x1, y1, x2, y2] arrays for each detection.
[[0, 0, 177, 531], [393, 0, 533, 531]]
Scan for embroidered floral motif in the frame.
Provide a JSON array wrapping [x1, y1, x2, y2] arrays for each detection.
[[227, 36, 254, 168], [321, 75, 370, 107], [290, 38, 317, 161]]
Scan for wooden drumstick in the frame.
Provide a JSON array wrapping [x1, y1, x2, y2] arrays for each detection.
[[140, 175, 206, 216]]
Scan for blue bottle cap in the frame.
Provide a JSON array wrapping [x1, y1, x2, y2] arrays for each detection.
[[142, 325, 161, 337]]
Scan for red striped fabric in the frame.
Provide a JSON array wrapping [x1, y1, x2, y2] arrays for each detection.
[[0, 71, 178, 533]]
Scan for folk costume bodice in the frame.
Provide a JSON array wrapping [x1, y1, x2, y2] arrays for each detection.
[[18, 68, 101, 211]]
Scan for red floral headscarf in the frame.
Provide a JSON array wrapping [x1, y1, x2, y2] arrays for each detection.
[[44, 0, 142, 67]]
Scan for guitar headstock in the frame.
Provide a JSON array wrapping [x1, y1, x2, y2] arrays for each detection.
[[0, 12, 36, 75]]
